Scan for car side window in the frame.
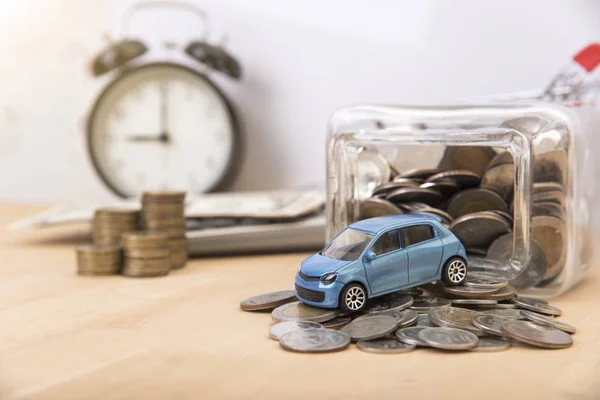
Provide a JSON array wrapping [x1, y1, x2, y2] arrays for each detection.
[[401, 225, 434, 247], [371, 230, 400, 256]]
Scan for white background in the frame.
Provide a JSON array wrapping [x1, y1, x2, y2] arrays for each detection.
[[0, 0, 599, 205]]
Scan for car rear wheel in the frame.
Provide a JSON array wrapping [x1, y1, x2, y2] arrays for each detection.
[[339, 283, 367, 313], [442, 257, 467, 285]]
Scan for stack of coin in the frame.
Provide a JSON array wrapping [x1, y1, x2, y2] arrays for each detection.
[[241, 279, 576, 354], [357, 145, 567, 289], [121, 232, 170, 277], [141, 191, 188, 269], [76, 244, 122, 275], [92, 208, 140, 246]]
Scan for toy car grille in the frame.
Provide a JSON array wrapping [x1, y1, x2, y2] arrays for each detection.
[[295, 284, 326, 303], [298, 271, 320, 282]]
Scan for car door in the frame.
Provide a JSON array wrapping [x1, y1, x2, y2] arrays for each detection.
[[401, 224, 444, 284], [363, 229, 409, 295]]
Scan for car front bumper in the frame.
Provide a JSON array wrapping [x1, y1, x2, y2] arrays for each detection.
[[294, 274, 344, 309]]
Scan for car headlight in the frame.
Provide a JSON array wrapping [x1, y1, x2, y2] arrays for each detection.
[[321, 273, 338, 285]]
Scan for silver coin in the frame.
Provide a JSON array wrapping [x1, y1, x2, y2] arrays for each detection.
[[240, 290, 297, 311], [386, 187, 442, 206], [533, 182, 565, 193], [410, 297, 451, 312], [416, 314, 432, 327], [446, 188, 508, 219], [483, 285, 516, 301], [322, 316, 352, 330], [492, 302, 518, 309], [481, 163, 514, 202], [487, 151, 513, 169], [398, 288, 424, 297], [501, 320, 573, 349], [472, 313, 512, 336], [356, 339, 416, 354], [269, 321, 324, 341], [464, 271, 508, 289], [511, 297, 562, 316], [340, 315, 398, 341], [426, 169, 481, 189], [372, 181, 417, 197], [398, 310, 419, 327], [520, 311, 576, 334], [399, 168, 445, 180], [451, 299, 498, 306], [420, 181, 460, 199], [279, 328, 351, 353], [487, 233, 548, 289], [362, 294, 414, 313], [356, 310, 404, 325], [271, 301, 340, 323], [418, 327, 479, 350], [533, 150, 567, 185], [397, 202, 430, 212], [428, 307, 483, 336], [481, 309, 524, 319], [359, 198, 402, 219], [437, 147, 496, 177], [396, 326, 429, 346], [444, 285, 500, 299], [449, 212, 511, 250], [488, 210, 513, 225], [532, 215, 566, 283], [466, 248, 488, 257], [472, 337, 511, 352], [532, 202, 564, 220], [415, 207, 454, 225]]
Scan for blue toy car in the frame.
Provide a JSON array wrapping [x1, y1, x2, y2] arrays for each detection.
[[295, 214, 467, 313]]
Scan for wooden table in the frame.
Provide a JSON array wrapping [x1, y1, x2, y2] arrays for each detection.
[[1, 204, 599, 399]]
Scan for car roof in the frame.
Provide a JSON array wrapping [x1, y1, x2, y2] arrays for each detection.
[[348, 214, 441, 234]]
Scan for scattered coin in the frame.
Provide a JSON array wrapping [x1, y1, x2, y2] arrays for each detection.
[[362, 294, 414, 313], [501, 320, 573, 349], [481, 309, 524, 319], [240, 290, 297, 312], [483, 285, 516, 301], [322, 316, 353, 330], [472, 337, 511, 352], [356, 310, 403, 324], [340, 315, 398, 341], [356, 339, 416, 354], [269, 321, 324, 341], [464, 271, 508, 289], [511, 297, 562, 316], [472, 314, 512, 337], [428, 307, 483, 336], [398, 310, 419, 327], [279, 328, 351, 353], [272, 301, 340, 323], [409, 297, 451, 312], [451, 299, 498, 306], [520, 311, 576, 334], [416, 314, 432, 327], [396, 327, 429, 346], [418, 327, 479, 350], [444, 285, 500, 299]]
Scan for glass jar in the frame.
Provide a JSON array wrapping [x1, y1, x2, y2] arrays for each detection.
[[326, 103, 598, 297]]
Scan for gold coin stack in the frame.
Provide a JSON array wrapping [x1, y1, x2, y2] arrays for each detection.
[[76, 244, 122, 275], [92, 208, 140, 246], [121, 232, 171, 277], [141, 191, 188, 269]]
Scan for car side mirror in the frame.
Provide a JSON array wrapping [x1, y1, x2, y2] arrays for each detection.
[[364, 251, 376, 262]]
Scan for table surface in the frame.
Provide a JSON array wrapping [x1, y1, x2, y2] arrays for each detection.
[[1, 203, 599, 400]]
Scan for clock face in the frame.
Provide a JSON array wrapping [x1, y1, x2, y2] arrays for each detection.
[[87, 63, 238, 198]]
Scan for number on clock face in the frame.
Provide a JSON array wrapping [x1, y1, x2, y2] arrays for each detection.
[[88, 63, 237, 198]]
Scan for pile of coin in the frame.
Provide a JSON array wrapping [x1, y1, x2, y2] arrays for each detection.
[[92, 208, 139, 246], [358, 145, 566, 289], [121, 232, 171, 277], [240, 274, 576, 354], [141, 192, 188, 269], [76, 244, 122, 275], [75, 191, 190, 278]]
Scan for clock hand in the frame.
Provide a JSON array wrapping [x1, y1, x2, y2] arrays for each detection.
[[126, 132, 171, 144]]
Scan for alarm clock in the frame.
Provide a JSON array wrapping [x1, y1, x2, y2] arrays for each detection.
[[86, 1, 241, 198]]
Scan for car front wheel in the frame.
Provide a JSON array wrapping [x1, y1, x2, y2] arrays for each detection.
[[339, 283, 367, 313], [442, 257, 467, 285]]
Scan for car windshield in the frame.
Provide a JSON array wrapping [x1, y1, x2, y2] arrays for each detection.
[[321, 228, 374, 261]]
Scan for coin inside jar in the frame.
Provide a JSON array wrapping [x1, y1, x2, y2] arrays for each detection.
[[449, 212, 511, 250], [446, 188, 508, 219]]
